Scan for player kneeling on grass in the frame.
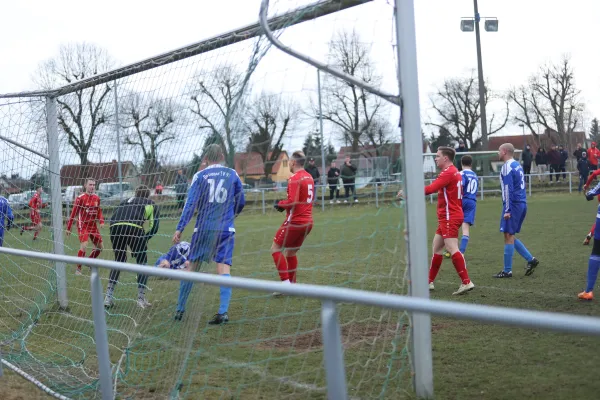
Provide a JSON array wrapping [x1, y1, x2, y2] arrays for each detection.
[[398, 146, 474, 295], [157, 241, 190, 270], [578, 182, 600, 300], [172, 144, 245, 324], [271, 150, 314, 295], [104, 185, 160, 309], [66, 178, 105, 276]]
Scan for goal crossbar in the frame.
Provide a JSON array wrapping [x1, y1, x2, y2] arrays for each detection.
[[0, 0, 372, 100]]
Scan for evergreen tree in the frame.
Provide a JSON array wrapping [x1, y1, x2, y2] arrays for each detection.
[[590, 118, 600, 143]]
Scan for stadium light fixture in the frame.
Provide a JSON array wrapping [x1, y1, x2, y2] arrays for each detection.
[[484, 18, 499, 32], [460, 19, 474, 32]]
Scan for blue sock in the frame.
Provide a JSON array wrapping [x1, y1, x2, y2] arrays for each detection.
[[503, 244, 515, 273], [586, 256, 600, 292], [218, 274, 232, 314], [459, 235, 470, 254], [514, 239, 533, 262], [176, 281, 193, 313]]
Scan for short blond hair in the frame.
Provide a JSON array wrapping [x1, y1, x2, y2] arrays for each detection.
[[291, 151, 306, 167], [500, 143, 515, 155]]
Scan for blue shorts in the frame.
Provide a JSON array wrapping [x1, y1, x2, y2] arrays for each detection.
[[499, 203, 527, 235], [189, 230, 235, 266], [462, 199, 477, 225]]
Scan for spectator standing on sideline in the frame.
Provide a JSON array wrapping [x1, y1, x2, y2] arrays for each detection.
[[578, 152, 590, 192], [535, 148, 547, 182], [588, 142, 600, 172], [558, 145, 568, 181], [521, 145, 533, 182], [340, 156, 358, 203], [304, 157, 320, 202], [174, 169, 188, 210], [574, 143, 585, 162], [155, 180, 163, 195], [455, 139, 468, 171], [327, 161, 341, 203], [546, 145, 562, 183]]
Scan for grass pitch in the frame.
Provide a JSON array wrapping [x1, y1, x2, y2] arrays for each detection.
[[2, 193, 600, 399]]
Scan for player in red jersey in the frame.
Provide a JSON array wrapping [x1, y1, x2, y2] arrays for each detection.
[[66, 178, 105, 275], [398, 146, 474, 295], [583, 169, 600, 245], [20, 186, 47, 240], [271, 151, 314, 294]]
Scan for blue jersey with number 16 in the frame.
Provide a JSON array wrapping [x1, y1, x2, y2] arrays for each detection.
[[500, 158, 527, 213], [176, 164, 245, 234], [461, 169, 479, 202]]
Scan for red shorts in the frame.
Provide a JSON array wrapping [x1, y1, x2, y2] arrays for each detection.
[[30, 211, 41, 225], [79, 226, 103, 246], [435, 219, 462, 239], [274, 222, 313, 249]]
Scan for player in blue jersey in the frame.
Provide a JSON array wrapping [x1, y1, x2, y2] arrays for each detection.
[[459, 155, 478, 254], [493, 143, 539, 278], [156, 241, 190, 270], [172, 144, 245, 324], [0, 195, 14, 246], [578, 181, 600, 300]]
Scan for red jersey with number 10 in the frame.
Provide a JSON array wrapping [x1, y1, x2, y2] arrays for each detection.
[[425, 165, 463, 221], [276, 169, 314, 225]]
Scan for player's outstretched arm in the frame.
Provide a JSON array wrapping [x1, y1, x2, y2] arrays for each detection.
[[424, 171, 451, 196], [586, 181, 600, 200], [97, 198, 105, 228], [66, 196, 80, 232]]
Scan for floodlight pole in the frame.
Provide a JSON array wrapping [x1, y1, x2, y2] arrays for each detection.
[[473, 0, 489, 174]]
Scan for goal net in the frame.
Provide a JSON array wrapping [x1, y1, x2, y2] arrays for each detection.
[[0, 1, 411, 399]]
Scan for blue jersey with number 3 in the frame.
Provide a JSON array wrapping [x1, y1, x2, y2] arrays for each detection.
[[461, 169, 479, 202], [500, 158, 526, 213], [176, 164, 245, 233]]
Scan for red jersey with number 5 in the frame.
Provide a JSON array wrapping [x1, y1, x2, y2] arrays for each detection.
[[276, 169, 314, 225], [425, 165, 463, 221]]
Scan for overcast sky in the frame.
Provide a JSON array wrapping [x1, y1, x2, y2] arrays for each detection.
[[0, 0, 598, 175]]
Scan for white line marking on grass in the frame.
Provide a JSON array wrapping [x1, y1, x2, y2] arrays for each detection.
[[212, 356, 362, 400]]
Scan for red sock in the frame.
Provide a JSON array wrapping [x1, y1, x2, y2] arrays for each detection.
[[451, 252, 470, 284], [429, 254, 443, 283], [272, 252, 289, 281], [286, 256, 298, 283], [33, 231, 39, 239], [77, 250, 86, 269], [89, 249, 101, 259]]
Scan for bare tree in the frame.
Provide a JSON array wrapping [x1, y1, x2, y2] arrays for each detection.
[[33, 42, 116, 166], [319, 29, 382, 153], [362, 117, 393, 158], [246, 93, 296, 180], [509, 56, 584, 146], [120, 93, 181, 184], [189, 65, 250, 167], [428, 71, 509, 149]]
